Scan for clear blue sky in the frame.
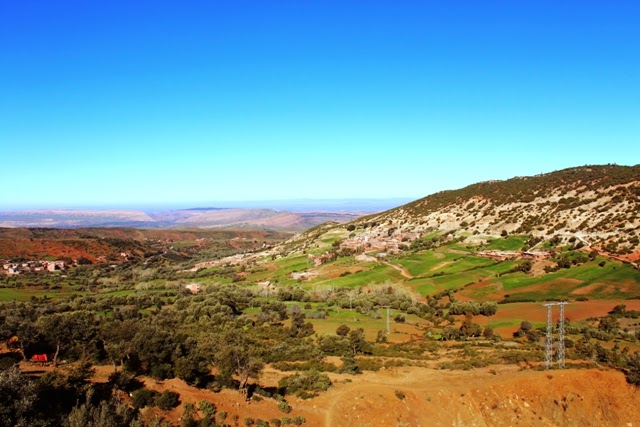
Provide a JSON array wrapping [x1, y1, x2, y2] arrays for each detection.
[[1, 1, 638, 209]]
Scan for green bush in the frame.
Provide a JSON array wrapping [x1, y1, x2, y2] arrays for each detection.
[[278, 400, 292, 413], [108, 371, 139, 391], [281, 416, 306, 425], [278, 370, 332, 398], [131, 388, 159, 408], [199, 400, 216, 418], [339, 355, 361, 375], [156, 390, 180, 410]]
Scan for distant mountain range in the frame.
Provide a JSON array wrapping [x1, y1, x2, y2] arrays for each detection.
[[0, 207, 364, 231]]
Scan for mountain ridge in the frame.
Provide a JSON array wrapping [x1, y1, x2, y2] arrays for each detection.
[[280, 164, 640, 261], [0, 207, 362, 232]]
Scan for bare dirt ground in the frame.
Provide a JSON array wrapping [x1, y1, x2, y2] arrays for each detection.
[[120, 366, 640, 427], [307, 366, 640, 427], [12, 354, 640, 427], [530, 259, 556, 277]]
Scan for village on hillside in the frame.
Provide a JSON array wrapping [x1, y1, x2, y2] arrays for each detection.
[[1, 260, 68, 275]]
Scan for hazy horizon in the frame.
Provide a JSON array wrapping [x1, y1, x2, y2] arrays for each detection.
[[0, 197, 414, 213]]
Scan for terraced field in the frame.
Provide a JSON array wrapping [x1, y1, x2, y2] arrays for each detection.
[[241, 235, 640, 340]]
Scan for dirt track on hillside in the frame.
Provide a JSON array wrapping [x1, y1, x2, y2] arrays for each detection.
[[381, 260, 414, 279]]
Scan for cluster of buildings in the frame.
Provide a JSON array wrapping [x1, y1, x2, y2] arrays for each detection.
[[340, 230, 421, 254], [1, 260, 67, 275]]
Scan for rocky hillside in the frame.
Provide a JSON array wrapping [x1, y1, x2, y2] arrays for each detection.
[[282, 165, 640, 260]]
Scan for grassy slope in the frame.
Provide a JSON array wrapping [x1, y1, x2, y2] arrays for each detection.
[[484, 235, 527, 251], [241, 236, 640, 303]]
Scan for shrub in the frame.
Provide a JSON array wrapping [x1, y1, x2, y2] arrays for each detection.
[[156, 390, 180, 410], [627, 353, 640, 386], [199, 400, 216, 418], [482, 327, 494, 339], [281, 416, 306, 425], [131, 388, 159, 408], [278, 400, 292, 413], [336, 324, 350, 336], [441, 326, 461, 341], [278, 371, 332, 398], [108, 370, 140, 392], [375, 330, 388, 343], [282, 415, 307, 426], [317, 335, 350, 356], [394, 390, 406, 399], [520, 321, 533, 331], [339, 355, 360, 375]]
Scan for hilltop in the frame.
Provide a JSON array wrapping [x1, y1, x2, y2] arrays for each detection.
[[280, 165, 640, 260]]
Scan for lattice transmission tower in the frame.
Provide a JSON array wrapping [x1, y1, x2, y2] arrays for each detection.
[[542, 302, 568, 369], [557, 302, 567, 368], [544, 303, 553, 369]]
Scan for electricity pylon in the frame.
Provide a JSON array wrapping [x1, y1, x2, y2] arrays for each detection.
[[542, 302, 568, 369]]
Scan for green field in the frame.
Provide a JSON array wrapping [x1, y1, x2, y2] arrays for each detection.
[[257, 237, 640, 304], [0, 287, 83, 301], [309, 263, 404, 288], [484, 235, 527, 251], [396, 251, 516, 296], [394, 250, 461, 277]]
